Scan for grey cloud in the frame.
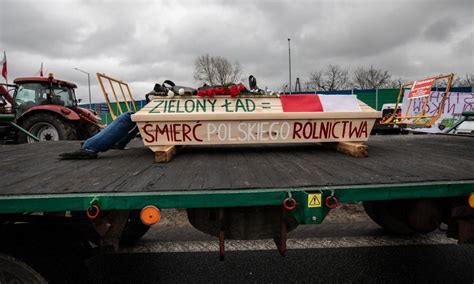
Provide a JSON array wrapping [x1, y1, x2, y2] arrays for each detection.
[[453, 32, 474, 57], [424, 17, 458, 41], [1, 0, 472, 103], [0, 2, 84, 56]]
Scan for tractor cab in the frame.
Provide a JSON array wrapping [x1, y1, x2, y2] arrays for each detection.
[[13, 75, 79, 117], [0, 74, 101, 144]]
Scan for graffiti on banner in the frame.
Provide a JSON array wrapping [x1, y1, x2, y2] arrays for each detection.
[[402, 91, 474, 133]]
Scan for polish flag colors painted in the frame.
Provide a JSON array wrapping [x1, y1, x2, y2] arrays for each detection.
[[280, 94, 361, 112]]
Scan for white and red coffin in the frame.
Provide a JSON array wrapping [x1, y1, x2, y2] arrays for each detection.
[[131, 94, 381, 147]]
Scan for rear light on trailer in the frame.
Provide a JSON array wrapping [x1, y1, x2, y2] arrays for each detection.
[[140, 205, 161, 225]]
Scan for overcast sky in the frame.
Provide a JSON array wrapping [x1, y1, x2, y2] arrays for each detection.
[[1, 0, 472, 103]]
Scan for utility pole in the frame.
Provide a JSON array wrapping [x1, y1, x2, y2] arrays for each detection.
[[73, 67, 92, 109], [288, 38, 292, 94]]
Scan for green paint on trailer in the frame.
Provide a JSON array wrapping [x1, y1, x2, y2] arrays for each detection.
[[0, 181, 472, 221]]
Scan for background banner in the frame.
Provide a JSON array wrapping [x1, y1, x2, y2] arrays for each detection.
[[401, 90, 474, 133]]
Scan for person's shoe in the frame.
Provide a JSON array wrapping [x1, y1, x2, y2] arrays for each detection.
[[59, 149, 98, 160]]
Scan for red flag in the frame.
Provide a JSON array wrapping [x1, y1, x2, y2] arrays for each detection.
[[1, 51, 7, 81], [36, 62, 44, 77]]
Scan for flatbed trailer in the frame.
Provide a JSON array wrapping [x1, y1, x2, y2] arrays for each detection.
[[1, 134, 472, 210], [0, 135, 473, 281]]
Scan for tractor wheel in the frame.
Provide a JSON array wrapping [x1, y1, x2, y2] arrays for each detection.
[[0, 253, 47, 284], [79, 122, 100, 140], [18, 113, 78, 143], [120, 210, 151, 246]]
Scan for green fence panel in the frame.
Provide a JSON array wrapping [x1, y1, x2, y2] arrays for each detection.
[[355, 89, 400, 110], [377, 89, 400, 110], [356, 91, 376, 109], [99, 101, 143, 124]]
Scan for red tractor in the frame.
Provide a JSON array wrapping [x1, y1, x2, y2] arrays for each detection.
[[0, 74, 102, 143]]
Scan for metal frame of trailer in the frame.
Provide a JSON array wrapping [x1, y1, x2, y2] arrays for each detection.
[[0, 133, 473, 279], [1, 135, 473, 227], [0, 180, 473, 225]]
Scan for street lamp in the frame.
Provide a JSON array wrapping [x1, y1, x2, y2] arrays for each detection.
[[73, 67, 92, 109], [288, 38, 292, 94]]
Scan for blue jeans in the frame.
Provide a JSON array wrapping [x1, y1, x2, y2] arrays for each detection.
[[83, 112, 138, 153]]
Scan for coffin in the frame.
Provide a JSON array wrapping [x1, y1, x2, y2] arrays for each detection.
[[132, 95, 381, 145], [131, 95, 381, 158]]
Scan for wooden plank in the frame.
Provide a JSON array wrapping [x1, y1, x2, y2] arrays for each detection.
[[1, 136, 472, 196], [319, 141, 368, 158], [150, 145, 177, 163]]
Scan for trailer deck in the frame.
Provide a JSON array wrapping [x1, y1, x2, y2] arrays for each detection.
[[2, 134, 473, 195], [0, 135, 473, 214]]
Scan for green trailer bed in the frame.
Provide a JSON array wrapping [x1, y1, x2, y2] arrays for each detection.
[[0, 135, 473, 216]]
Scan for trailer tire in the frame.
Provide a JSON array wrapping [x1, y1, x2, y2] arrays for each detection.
[[187, 206, 298, 240], [363, 200, 416, 235], [364, 199, 443, 235], [18, 113, 78, 143], [120, 210, 151, 246], [0, 253, 47, 284]]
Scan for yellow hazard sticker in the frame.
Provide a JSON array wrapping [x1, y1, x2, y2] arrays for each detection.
[[308, 193, 322, 208]]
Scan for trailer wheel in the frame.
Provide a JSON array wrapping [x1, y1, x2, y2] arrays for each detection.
[[363, 200, 415, 235], [18, 113, 78, 143], [187, 206, 298, 240], [363, 199, 442, 235], [0, 253, 47, 284], [120, 210, 151, 246]]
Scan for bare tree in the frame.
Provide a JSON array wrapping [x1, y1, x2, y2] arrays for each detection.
[[306, 71, 321, 90], [433, 73, 473, 88], [277, 83, 289, 93], [306, 65, 350, 91], [352, 66, 392, 89], [194, 54, 215, 85], [194, 54, 242, 85], [387, 77, 403, 88]]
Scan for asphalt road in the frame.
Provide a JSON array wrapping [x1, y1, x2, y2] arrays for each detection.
[[84, 207, 474, 283], [88, 245, 474, 283], [3, 205, 473, 283]]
